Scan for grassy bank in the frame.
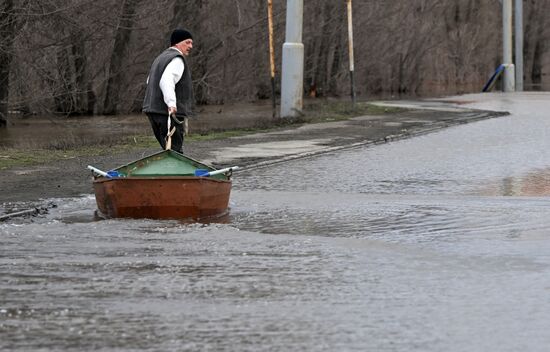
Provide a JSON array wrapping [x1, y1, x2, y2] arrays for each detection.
[[0, 102, 404, 170]]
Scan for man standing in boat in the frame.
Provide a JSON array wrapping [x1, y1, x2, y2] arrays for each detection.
[[142, 29, 195, 153]]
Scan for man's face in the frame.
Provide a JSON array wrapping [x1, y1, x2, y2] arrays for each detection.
[[176, 39, 193, 56]]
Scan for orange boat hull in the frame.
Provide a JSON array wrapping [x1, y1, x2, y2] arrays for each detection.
[[93, 176, 232, 220]]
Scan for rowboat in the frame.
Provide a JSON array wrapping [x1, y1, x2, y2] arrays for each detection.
[[90, 150, 235, 220]]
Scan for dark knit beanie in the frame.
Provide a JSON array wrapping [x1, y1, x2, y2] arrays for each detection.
[[170, 29, 193, 46]]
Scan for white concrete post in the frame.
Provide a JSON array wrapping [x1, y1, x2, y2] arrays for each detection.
[[514, 0, 523, 91], [280, 0, 304, 118], [502, 0, 515, 92]]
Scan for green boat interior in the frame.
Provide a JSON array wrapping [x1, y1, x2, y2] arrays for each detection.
[[114, 150, 227, 180]]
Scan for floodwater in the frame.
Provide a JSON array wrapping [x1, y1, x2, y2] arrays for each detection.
[[0, 102, 272, 149], [2, 93, 550, 351], [0, 115, 151, 149]]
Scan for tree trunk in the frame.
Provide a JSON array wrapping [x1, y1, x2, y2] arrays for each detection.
[[170, 0, 206, 104], [253, 0, 268, 101], [72, 30, 90, 114], [531, 39, 543, 90], [53, 47, 76, 114], [309, 2, 338, 97], [103, 0, 140, 115], [522, 1, 544, 90], [0, 0, 15, 126]]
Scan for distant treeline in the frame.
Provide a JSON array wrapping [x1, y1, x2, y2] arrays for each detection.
[[1, 0, 549, 122]]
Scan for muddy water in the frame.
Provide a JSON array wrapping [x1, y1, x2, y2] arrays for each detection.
[[0, 103, 273, 149], [0, 115, 152, 149], [2, 93, 550, 351]]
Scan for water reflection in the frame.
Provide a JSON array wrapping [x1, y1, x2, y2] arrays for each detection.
[[477, 167, 550, 196]]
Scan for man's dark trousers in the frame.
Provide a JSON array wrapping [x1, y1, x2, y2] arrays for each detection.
[[146, 112, 184, 153]]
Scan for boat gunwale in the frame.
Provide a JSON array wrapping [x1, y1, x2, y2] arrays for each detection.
[[92, 175, 232, 184]]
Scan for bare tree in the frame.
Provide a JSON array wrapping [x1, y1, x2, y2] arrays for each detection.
[[103, 0, 141, 114], [304, 1, 347, 97], [0, 0, 16, 126], [523, 0, 550, 90], [3, 0, 550, 119], [437, 0, 500, 94]]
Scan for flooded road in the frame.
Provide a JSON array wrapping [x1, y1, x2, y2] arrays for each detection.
[[2, 93, 550, 351]]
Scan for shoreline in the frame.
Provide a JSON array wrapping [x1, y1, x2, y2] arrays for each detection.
[[0, 99, 507, 208]]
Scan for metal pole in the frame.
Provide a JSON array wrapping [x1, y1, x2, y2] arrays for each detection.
[[514, 0, 523, 91], [346, 0, 356, 107], [267, 0, 277, 117], [280, 0, 304, 118], [502, 0, 515, 92]]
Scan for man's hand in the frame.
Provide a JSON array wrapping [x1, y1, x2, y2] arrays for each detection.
[[168, 106, 177, 117]]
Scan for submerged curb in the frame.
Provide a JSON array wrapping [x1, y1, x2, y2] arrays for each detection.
[[237, 109, 507, 172]]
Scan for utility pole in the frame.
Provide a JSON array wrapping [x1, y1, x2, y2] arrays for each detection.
[[280, 0, 304, 118], [502, 0, 515, 92], [267, 0, 277, 117], [514, 0, 523, 91]]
